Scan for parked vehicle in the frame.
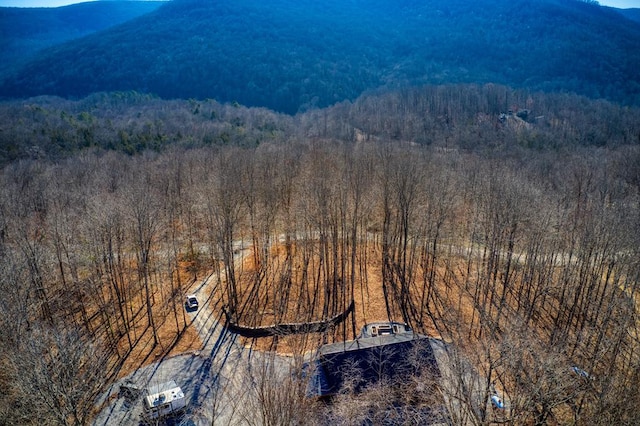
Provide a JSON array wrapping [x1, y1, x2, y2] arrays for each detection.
[[185, 294, 198, 310], [491, 393, 505, 409]]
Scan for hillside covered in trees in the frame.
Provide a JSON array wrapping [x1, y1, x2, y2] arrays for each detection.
[[2, 0, 640, 113], [619, 7, 640, 23], [2, 84, 640, 166], [0, 1, 163, 78], [1, 84, 639, 424]]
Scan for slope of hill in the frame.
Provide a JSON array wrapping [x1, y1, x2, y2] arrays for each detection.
[[2, 85, 639, 166], [1, 0, 640, 113], [0, 1, 164, 77], [618, 7, 640, 23]]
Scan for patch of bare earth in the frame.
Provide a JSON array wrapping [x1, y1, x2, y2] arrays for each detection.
[[222, 240, 443, 354], [106, 260, 206, 380]]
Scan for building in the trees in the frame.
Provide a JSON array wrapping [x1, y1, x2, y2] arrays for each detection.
[[141, 380, 187, 421], [306, 323, 441, 397]]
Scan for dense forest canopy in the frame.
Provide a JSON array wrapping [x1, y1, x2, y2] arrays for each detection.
[[0, 1, 163, 78], [618, 7, 640, 23], [1, 0, 640, 113], [1, 84, 639, 165]]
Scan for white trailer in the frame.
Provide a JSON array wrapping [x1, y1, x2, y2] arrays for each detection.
[[141, 380, 187, 420]]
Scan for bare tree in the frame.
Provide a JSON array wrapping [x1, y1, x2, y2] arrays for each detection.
[[8, 325, 109, 426]]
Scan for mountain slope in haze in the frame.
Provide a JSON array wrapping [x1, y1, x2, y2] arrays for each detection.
[[2, 0, 639, 114], [0, 1, 163, 77], [618, 8, 640, 23]]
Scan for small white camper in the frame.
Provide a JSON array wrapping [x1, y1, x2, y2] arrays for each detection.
[[141, 380, 186, 420]]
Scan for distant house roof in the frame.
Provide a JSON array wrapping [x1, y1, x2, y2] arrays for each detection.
[[307, 332, 440, 398]]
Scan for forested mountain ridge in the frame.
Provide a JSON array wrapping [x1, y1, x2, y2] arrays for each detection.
[[2, 84, 639, 166], [1, 0, 639, 113], [0, 1, 163, 78], [617, 7, 640, 23]]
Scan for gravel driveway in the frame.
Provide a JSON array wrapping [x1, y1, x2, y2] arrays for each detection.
[[93, 242, 296, 426]]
